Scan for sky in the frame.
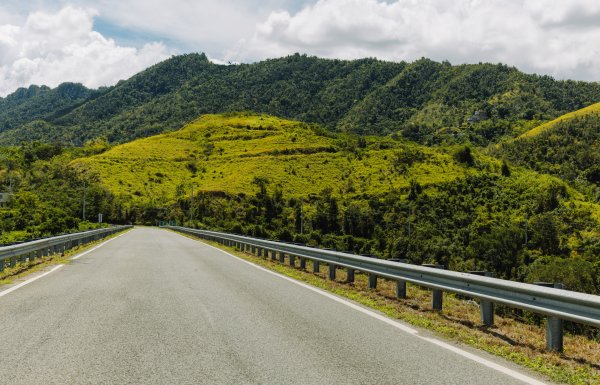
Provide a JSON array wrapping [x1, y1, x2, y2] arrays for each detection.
[[0, 0, 599, 96]]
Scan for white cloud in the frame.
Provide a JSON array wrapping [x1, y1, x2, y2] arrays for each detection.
[[2, 0, 599, 94], [228, 0, 600, 81], [0, 6, 171, 96]]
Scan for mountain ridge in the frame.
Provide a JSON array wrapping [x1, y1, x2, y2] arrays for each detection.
[[1, 53, 600, 146]]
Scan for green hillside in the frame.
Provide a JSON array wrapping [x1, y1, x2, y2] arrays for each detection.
[[519, 101, 600, 138], [72, 113, 600, 293], [494, 103, 600, 199], [2, 53, 600, 146], [75, 113, 465, 202], [0, 83, 94, 133]]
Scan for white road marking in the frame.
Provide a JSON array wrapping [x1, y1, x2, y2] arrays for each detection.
[[193, 237, 549, 385], [0, 229, 131, 298], [0, 265, 64, 298], [72, 230, 130, 260]]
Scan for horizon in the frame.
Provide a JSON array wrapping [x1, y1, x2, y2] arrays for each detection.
[[1, 1, 600, 96], [3, 53, 586, 97]]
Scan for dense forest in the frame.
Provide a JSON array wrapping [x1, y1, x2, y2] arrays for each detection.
[[2, 53, 600, 146], [0, 142, 113, 244]]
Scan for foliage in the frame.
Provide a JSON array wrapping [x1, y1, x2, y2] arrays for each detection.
[[0, 83, 92, 134], [2, 54, 600, 146], [0, 145, 115, 244], [493, 105, 600, 201]]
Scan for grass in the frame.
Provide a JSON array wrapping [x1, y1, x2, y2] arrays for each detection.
[[182, 232, 600, 385], [74, 113, 467, 203], [0, 228, 131, 286], [519, 102, 600, 139], [71, 113, 600, 228]]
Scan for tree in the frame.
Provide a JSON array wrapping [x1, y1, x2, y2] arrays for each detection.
[[454, 145, 474, 166], [501, 160, 511, 177]]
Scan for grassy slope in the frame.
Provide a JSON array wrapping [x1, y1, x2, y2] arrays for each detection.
[[519, 101, 600, 138], [75, 113, 468, 203]]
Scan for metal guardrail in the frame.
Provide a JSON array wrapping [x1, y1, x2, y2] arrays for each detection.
[[0, 225, 132, 271], [167, 226, 600, 352]]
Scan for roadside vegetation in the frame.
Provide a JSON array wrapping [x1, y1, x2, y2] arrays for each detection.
[[0, 141, 113, 244]]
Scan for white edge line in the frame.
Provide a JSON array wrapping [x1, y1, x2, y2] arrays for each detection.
[[182, 233, 549, 385], [0, 264, 64, 298], [71, 230, 130, 260], [0, 229, 131, 298]]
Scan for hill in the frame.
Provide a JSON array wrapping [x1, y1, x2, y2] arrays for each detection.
[[73, 113, 600, 293], [519, 101, 600, 138], [2, 53, 600, 146], [0, 83, 94, 133], [493, 103, 600, 199], [74, 113, 465, 202]]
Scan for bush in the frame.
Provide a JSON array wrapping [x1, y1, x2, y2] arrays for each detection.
[[454, 145, 474, 166], [525, 256, 598, 294]]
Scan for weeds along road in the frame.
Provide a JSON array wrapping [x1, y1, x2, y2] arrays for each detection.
[[0, 227, 550, 385]]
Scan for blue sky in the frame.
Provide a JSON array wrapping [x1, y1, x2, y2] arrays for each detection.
[[1, 0, 599, 96]]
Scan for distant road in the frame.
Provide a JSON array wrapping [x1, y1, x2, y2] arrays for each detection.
[[0, 227, 549, 385]]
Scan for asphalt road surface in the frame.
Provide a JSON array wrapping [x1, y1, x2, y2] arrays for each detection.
[[0, 227, 551, 385]]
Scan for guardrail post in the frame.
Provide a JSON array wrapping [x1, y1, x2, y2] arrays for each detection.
[[423, 264, 444, 311], [299, 257, 306, 270], [469, 271, 495, 326], [368, 273, 377, 289], [346, 268, 355, 283], [289, 255, 296, 267], [389, 259, 408, 299], [536, 282, 564, 352], [251, 245, 256, 254], [313, 260, 320, 273], [328, 264, 336, 280], [396, 280, 407, 299], [278, 251, 285, 263], [270, 250, 277, 261]]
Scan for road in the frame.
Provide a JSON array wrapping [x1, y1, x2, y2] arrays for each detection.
[[0, 227, 550, 385]]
